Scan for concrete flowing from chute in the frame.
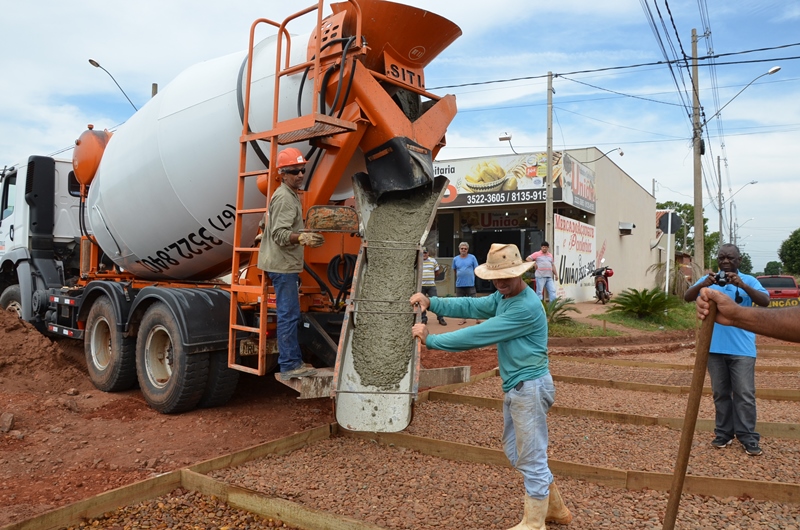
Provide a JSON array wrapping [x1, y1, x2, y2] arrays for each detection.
[[350, 191, 439, 389]]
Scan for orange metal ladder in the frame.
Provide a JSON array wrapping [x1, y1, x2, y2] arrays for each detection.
[[227, 1, 361, 375]]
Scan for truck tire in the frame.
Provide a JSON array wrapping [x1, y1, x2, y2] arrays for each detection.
[[0, 285, 22, 317], [84, 296, 137, 392], [136, 302, 209, 413], [197, 351, 240, 409]]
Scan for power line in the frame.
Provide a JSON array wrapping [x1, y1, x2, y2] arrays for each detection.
[[558, 76, 686, 107], [429, 44, 800, 91]]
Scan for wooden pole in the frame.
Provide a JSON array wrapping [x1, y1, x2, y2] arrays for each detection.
[[662, 300, 716, 529]]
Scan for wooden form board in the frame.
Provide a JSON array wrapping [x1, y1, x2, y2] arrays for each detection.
[[339, 429, 800, 504], [416, 367, 498, 402], [758, 344, 800, 353], [182, 469, 383, 530], [2, 470, 181, 530], [549, 355, 800, 373], [428, 390, 800, 440], [552, 374, 800, 401]]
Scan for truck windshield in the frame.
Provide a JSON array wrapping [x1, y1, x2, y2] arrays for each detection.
[[1, 173, 15, 220], [759, 277, 796, 289]]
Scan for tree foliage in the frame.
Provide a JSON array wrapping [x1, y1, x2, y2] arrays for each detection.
[[657, 201, 714, 271], [657, 202, 696, 254], [778, 228, 800, 275], [764, 261, 782, 275], [738, 252, 753, 274], [647, 259, 696, 298]]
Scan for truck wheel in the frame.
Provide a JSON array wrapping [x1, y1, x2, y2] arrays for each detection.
[[0, 285, 22, 317], [85, 296, 137, 392], [197, 351, 240, 409], [136, 302, 209, 414]]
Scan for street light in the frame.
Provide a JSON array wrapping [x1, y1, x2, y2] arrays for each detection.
[[691, 58, 780, 271], [582, 147, 624, 164], [703, 66, 781, 125], [498, 132, 518, 155], [726, 181, 757, 243], [88, 59, 138, 111], [738, 217, 755, 230]]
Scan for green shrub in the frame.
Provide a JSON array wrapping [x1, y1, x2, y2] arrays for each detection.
[[606, 287, 681, 319], [543, 296, 581, 324]]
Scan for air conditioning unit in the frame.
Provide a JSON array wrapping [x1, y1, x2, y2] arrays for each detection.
[[619, 222, 636, 236]]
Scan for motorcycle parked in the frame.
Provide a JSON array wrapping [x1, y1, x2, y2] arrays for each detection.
[[592, 260, 614, 304]]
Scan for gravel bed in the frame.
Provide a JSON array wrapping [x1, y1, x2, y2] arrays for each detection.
[[57, 488, 298, 529], [549, 359, 800, 389], [454, 377, 800, 423], [407, 400, 800, 483], [209, 435, 800, 529]]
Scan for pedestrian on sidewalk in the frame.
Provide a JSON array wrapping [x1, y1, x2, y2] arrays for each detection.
[[420, 248, 446, 326], [452, 242, 479, 325], [526, 241, 558, 302]]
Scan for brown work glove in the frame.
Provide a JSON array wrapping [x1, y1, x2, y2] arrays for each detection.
[[298, 232, 325, 248]]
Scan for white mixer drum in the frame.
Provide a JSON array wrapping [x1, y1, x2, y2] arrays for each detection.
[[87, 34, 314, 280]]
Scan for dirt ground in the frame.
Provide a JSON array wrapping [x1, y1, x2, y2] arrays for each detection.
[[0, 303, 793, 526]]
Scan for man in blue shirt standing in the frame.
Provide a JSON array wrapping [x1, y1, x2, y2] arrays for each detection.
[[684, 243, 769, 456], [452, 242, 479, 325], [411, 243, 572, 529]]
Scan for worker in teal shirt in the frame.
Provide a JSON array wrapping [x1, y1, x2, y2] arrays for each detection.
[[410, 243, 571, 530]]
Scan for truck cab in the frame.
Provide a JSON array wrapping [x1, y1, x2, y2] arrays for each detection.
[[0, 156, 83, 324]]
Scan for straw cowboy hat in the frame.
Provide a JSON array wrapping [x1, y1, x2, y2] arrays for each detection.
[[475, 243, 535, 280]]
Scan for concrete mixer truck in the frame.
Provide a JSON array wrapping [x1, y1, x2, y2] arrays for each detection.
[[0, 0, 464, 429]]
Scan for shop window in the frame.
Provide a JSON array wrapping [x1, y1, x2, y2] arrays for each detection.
[[437, 213, 454, 256]]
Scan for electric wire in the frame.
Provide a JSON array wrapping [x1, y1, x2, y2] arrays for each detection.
[[557, 76, 685, 107], [429, 43, 800, 91]]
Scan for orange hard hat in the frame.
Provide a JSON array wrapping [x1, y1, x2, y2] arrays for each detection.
[[276, 147, 307, 169]]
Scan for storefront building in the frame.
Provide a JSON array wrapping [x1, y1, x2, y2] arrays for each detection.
[[428, 148, 659, 302]]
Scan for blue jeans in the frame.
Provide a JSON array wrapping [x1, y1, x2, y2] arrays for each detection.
[[268, 272, 303, 373], [535, 276, 557, 301], [706, 353, 759, 445], [420, 285, 439, 323], [502, 374, 556, 500]]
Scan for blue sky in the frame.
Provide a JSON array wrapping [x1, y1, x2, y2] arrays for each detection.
[[1, 0, 798, 272]]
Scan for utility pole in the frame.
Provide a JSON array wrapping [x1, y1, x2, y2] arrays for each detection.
[[546, 71, 554, 245], [717, 156, 723, 244], [692, 29, 705, 273], [729, 203, 734, 247]]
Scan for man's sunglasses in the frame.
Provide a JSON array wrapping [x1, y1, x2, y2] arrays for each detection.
[[284, 168, 306, 175]]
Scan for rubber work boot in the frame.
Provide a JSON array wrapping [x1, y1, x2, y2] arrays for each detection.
[[507, 495, 548, 530], [546, 482, 573, 524], [280, 364, 317, 381]]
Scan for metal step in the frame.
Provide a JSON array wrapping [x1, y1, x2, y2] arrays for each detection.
[[274, 367, 335, 399]]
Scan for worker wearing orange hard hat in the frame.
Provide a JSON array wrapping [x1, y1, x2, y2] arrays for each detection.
[[257, 147, 324, 381]]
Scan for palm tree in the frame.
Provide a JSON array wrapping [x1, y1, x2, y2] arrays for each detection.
[[543, 297, 581, 325], [647, 259, 700, 299]]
